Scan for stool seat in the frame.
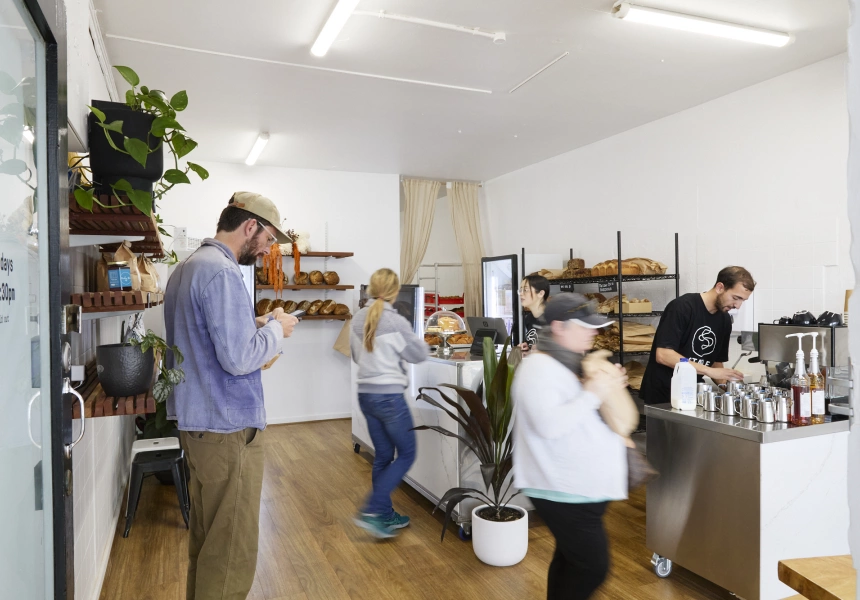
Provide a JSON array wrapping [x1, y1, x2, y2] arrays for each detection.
[[123, 447, 189, 537], [131, 437, 180, 458]]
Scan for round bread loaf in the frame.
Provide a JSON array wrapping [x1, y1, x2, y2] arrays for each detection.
[[272, 299, 286, 311], [283, 300, 298, 313], [319, 299, 337, 315], [307, 300, 324, 315], [296, 300, 311, 312], [334, 303, 350, 315], [309, 271, 324, 285], [295, 272, 309, 285], [255, 267, 268, 285], [255, 298, 273, 316], [323, 271, 340, 285]]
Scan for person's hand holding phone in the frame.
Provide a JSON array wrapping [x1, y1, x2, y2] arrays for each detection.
[[277, 312, 299, 338]]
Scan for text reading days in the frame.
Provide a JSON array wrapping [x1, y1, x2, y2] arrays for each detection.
[[0, 254, 12, 275]]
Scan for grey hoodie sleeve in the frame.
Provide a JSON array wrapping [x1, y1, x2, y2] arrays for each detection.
[[393, 312, 428, 364]]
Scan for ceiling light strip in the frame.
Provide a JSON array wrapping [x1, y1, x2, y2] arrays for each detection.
[[312, 0, 362, 57], [105, 35, 493, 94], [508, 52, 569, 94], [353, 10, 506, 43], [611, 2, 792, 47], [245, 133, 269, 166]]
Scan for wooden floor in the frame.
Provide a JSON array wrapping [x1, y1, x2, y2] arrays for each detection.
[[99, 419, 734, 600]]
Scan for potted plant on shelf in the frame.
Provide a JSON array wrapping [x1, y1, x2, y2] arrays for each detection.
[[72, 65, 208, 217], [415, 336, 527, 567], [129, 329, 185, 440]]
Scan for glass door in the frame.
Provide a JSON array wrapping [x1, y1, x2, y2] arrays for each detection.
[[481, 255, 519, 345], [0, 1, 56, 597]]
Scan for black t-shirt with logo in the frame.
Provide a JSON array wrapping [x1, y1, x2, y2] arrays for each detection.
[[523, 310, 543, 349], [640, 293, 731, 405]]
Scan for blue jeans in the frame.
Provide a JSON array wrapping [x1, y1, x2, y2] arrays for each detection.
[[358, 393, 417, 518]]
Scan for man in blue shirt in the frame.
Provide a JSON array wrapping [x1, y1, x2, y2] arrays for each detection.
[[164, 192, 297, 600]]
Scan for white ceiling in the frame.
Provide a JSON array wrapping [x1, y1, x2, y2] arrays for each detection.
[[93, 0, 847, 181]]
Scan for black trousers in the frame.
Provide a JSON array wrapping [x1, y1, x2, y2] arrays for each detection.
[[531, 498, 610, 600]]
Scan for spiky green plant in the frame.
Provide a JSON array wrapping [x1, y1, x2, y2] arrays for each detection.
[[414, 336, 521, 541]]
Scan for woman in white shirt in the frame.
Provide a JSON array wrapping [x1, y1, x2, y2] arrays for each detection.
[[512, 293, 628, 600]]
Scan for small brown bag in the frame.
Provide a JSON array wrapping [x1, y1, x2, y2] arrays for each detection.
[[137, 256, 159, 292]]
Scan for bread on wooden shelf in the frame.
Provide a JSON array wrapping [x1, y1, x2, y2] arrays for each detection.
[[323, 271, 340, 285], [295, 272, 309, 285]]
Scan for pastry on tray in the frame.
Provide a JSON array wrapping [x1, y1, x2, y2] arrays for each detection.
[[424, 334, 443, 346]]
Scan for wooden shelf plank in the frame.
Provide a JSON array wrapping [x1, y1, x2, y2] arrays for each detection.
[[294, 251, 354, 259], [71, 291, 164, 315], [301, 315, 352, 321], [257, 285, 354, 290], [68, 191, 165, 258], [73, 381, 156, 419]]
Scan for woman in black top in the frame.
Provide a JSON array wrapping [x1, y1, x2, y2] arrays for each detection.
[[518, 274, 550, 354]]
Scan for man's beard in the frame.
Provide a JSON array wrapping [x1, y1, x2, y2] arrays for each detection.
[[237, 238, 262, 265], [715, 293, 730, 312]]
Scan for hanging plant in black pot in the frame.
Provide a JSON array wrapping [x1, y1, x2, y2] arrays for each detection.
[[73, 65, 209, 217]]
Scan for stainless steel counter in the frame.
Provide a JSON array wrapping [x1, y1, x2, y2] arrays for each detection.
[[645, 403, 848, 444]]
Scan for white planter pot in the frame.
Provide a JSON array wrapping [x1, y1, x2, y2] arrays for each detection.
[[471, 504, 528, 567]]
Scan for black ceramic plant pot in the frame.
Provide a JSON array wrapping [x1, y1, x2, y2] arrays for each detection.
[[96, 343, 155, 398], [88, 100, 164, 193]]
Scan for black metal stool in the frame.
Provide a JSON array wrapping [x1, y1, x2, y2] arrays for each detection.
[[123, 448, 189, 537]]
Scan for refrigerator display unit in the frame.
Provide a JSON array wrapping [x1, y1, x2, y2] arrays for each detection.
[[481, 255, 519, 345], [358, 284, 424, 335]]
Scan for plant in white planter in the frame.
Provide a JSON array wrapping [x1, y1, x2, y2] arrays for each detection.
[[415, 336, 527, 567]]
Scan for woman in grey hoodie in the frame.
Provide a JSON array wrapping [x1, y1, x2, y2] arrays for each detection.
[[350, 268, 427, 538]]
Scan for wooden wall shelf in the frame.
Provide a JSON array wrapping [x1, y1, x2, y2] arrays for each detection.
[[72, 364, 156, 419], [258, 285, 354, 291], [293, 252, 353, 259], [301, 315, 351, 321], [71, 290, 164, 316], [69, 191, 165, 258]]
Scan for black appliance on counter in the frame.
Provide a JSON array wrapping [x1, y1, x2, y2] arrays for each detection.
[[359, 284, 424, 336]]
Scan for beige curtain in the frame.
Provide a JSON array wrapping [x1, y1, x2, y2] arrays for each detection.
[[400, 178, 441, 284], [449, 182, 485, 318]]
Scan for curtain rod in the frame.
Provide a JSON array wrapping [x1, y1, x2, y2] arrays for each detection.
[[400, 176, 483, 187]]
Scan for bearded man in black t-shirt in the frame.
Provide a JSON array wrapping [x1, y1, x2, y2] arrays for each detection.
[[640, 266, 755, 405]]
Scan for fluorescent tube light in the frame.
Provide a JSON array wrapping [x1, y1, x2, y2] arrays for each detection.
[[245, 133, 269, 166], [23, 127, 34, 144], [311, 0, 361, 57], [612, 2, 792, 48]]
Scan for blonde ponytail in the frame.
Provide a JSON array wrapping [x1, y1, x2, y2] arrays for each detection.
[[363, 268, 401, 352]]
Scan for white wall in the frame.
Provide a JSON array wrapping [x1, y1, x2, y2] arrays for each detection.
[[483, 55, 852, 332], [845, 0, 860, 588], [157, 162, 400, 423]]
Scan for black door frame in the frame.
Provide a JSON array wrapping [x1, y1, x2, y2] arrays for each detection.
[[19, 0, 71, 597]]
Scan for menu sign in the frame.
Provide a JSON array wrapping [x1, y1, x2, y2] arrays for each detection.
[[0, 252, 15, 324]]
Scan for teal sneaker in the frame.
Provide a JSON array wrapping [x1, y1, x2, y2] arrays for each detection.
[[382, 511, 410, 529], [353, 514, 398, 539]]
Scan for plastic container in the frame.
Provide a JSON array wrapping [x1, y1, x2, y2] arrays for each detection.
[[671, 358, 697, 410]]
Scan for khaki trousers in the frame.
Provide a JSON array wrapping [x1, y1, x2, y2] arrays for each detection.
[[180, 428, 265, 600]]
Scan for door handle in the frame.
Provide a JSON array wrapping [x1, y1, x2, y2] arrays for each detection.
[[28, 391, 41, 449], [64, 378, 85, 459]]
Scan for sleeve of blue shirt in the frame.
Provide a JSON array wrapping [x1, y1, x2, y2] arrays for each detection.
[[200, 268, 281, 376]]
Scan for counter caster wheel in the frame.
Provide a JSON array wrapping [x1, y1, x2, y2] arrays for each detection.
[[458, 524, 472, 541], [353, 443, 360, 454], [651, 553, 672, 578]]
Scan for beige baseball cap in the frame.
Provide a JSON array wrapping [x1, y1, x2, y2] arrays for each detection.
[[228, 192, 291, 243]]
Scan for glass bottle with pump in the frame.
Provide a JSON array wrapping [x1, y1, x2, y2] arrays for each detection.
[[808, 332, 826, 424], [786, 333, 811, 426]]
